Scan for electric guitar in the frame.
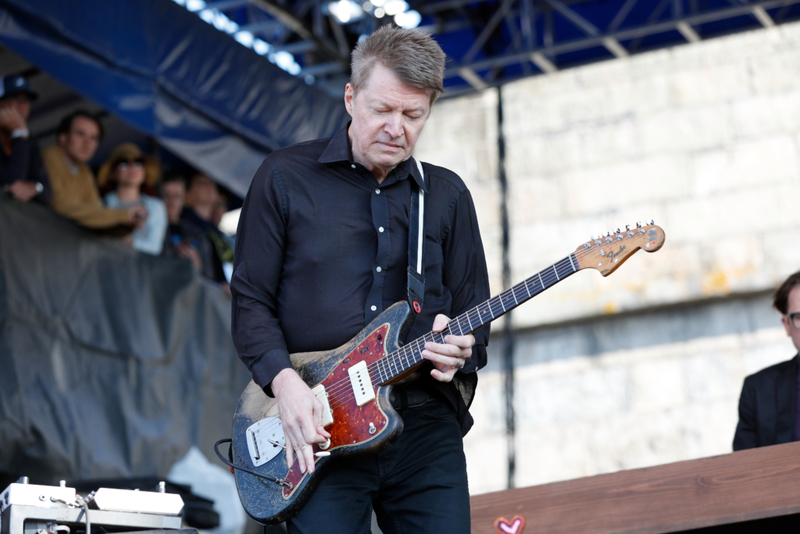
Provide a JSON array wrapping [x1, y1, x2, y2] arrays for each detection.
[[230, 222, 666, 524]]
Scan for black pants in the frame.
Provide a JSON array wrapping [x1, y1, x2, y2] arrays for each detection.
[[287, 395, 471, 534]]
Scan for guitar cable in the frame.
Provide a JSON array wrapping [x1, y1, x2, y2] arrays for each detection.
[[214, 438, 293, 489]]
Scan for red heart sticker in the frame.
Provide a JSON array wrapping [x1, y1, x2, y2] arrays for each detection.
[[494, 515, 525, 534]]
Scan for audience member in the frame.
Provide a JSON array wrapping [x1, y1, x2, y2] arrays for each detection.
[[210, 191, 227, 228], [43, 110, 146, 230], [97, 143, 167, 255], [182, 173, 233, 284], [161, 173, 206, 271], [734, 270, 800, 450], [210, 190, 235, 254], [0, 74, 51, 205]]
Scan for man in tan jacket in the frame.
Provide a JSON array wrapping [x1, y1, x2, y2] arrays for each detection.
[[43, 110, 146, 229]]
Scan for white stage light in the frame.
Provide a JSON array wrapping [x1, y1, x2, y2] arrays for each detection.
[[327, 0, 365, 24], [186, 0, 206, 12], [394, 9, 421, 28], [384, 0, 408, 16], [235, 31, 254, 47], [253, 39, 271, 55]]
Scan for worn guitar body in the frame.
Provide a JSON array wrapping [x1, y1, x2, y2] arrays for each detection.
[[231, 221, 666, 525], [232, 301, 415, 524]]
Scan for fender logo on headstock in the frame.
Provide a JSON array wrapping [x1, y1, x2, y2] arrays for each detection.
[[607, 245, 627, 263]]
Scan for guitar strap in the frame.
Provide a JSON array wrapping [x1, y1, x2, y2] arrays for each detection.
[[407, 157, 426, 315]]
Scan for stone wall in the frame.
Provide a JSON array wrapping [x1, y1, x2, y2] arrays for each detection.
[[414, 21, 800, 495]]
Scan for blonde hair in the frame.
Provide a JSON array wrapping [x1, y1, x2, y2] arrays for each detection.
[[350, 26, 446, 105]]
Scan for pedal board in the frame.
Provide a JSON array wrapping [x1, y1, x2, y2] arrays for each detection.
[[1, 478, 184, 534], [0, 481, 75, 514]]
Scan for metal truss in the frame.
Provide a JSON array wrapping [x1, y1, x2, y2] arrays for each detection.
[[206, 0, 800, 98]]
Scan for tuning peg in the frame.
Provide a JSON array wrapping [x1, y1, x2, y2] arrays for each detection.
[[647, 219, 654, 225], [615, 228, 621, 234], [636, 221, 642, 228], [604, 231, 611, 237], [625, 224, 631, 231]]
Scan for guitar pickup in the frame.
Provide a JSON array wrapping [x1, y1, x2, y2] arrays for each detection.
[[312, 384, 334, 427], [348, 361, 376, 406]]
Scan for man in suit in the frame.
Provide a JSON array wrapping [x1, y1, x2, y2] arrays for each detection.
[[733, 270, 800, 450]]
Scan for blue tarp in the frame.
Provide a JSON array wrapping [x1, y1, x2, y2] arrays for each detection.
[[0, 0, 351, 197]]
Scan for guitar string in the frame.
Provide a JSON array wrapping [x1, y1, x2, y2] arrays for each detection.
[[319, 230, 655, 408], [319, 252, 570, 404], [322, 261, 565, 407], [321, 235, 643, 408], [319, 229, 657, 409]]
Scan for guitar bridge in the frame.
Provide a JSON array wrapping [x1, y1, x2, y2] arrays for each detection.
[[246, 417, 285, 467], [311, 384, 334, 427]]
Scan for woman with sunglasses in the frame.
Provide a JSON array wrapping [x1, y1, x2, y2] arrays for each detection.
[[97, 143, 167, 255]]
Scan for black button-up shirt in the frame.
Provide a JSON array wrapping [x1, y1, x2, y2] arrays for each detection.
[[231, 124, 490, 433]]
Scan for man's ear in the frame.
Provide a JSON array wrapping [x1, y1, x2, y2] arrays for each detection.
[[344, 83, 355, 116], [57, 132, 67, 146], [782, 315, 792, 336]]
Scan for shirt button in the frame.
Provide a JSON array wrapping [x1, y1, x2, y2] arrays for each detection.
[[351, 164, 356, 169], [375, 189, 381, 194], [379, 227, 385, 233], [376, 266, 382, 272], [371, 305, 377, 311]]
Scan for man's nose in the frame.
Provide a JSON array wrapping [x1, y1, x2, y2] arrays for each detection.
[[384, 113, 403, 138]]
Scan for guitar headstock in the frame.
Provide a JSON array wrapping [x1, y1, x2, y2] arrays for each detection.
[[573, 221, 665, 277]]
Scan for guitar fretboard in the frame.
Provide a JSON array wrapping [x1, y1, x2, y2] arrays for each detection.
[[373, 253, 579, 384]]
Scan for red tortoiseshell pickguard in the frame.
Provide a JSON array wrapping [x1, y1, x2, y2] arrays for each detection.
[[282, 324, 391, 498]]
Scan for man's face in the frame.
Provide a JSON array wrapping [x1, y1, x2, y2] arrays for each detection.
[[0, 94, 31, 121], [59, 116, 100, 165], [162, 181, 186, 223], [345, 63, 431, 181], [781, 286, 800, 353], [186, 174, 219, 208]]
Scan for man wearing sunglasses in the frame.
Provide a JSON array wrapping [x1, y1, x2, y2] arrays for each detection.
[[734, 271, 800, 450]]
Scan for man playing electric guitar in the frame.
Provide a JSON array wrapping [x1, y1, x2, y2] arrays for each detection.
[[231, 26, 491, 533]]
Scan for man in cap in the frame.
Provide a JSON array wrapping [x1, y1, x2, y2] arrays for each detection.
[[0, 74, 50, 204]]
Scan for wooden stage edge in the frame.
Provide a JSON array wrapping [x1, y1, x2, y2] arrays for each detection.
[[470, 441, 800, 534]]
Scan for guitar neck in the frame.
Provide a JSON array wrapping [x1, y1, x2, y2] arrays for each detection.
[[374, 253, 580, 385]]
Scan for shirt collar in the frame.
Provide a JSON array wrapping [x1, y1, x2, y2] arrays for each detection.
[[318, 122, 427, 192]]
